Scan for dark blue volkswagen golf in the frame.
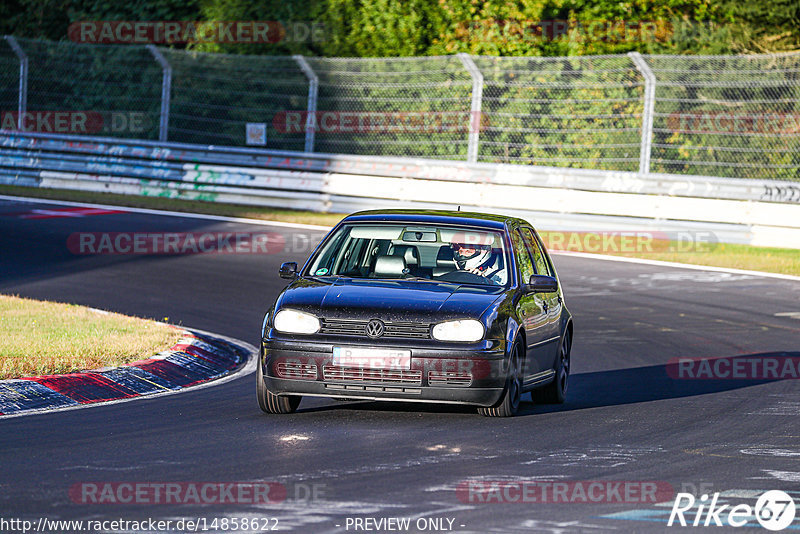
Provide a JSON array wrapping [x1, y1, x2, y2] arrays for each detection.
[[258, 210, 573, 416]]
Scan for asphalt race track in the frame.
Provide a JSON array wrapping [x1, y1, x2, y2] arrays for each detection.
[[1, 196, 799, 533]]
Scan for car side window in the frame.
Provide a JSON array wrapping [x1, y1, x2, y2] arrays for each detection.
[[520, 227, 549, 276], [511, 229, 535, 283], [531, 230, 557, 277]]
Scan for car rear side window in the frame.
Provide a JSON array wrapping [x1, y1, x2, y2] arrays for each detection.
[[531, 230, 557, 277], [512, 229, 536, 283], [520, 227, 549, 276]]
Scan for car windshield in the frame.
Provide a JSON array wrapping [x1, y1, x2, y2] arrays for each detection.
[[306, 223, 509, 286]]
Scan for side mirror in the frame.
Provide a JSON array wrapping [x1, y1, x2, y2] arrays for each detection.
[[279, 262, 298, 279], [527, 274, 558, 293]]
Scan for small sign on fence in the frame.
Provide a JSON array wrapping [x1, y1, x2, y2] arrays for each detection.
[[246, 123, 267, 146]]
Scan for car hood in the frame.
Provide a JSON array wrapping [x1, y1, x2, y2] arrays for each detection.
[[276, 277, 504, 321]]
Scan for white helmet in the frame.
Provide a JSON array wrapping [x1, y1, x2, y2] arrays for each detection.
[[452, 243, 492, 270]]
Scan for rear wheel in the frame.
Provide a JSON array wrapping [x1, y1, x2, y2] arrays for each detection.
[[478, 340, 522, 417], [257, 359, 301, 414], [533, 330, 571, 404]]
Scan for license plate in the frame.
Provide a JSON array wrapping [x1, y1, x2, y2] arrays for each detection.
[[332, 347, 411, 370]]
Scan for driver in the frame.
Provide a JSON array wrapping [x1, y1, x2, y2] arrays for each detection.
[[451, 242, 506, 285]]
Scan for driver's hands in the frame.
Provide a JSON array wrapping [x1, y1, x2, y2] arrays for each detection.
[[466, 268, 485, 276]]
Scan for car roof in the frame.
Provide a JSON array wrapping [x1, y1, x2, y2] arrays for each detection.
[[341, 209, 529, 231]]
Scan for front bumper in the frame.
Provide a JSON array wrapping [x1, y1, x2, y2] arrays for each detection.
[[261, 339, 508, 407]]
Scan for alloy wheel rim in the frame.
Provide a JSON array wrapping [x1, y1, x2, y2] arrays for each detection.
[[509, 345, 521, 411], [559, 335, 570, 393]]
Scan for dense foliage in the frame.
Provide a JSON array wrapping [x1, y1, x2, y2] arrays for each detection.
[[0, 0, 797, 57]]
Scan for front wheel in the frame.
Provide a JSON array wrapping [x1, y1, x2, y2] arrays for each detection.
[[257, 360, 301, 414], [533, 330, 571, 404], [478, 340, 522, 417]]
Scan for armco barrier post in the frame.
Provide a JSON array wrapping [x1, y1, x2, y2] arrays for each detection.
[[457, 53, 484, 164], [629, 52, 656, 175], [146, 45, 172, 142], [4, 36, 28, 130], [293, 55, 319, 153]]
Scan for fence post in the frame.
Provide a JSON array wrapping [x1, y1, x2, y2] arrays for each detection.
[[457, 53, 483, 164], [4, 36, 28, 130], [629, 52, 656, 175], [146, 45, 171, 142], [293, 55, 319, 153]]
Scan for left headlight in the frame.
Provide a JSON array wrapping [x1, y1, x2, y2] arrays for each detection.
[[432, 319, 484, 342], [273, 309, 320, 334]]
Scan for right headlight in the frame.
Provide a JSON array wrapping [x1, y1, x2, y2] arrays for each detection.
[[432, 319, 484, 342], [273, 309, 320, 334]]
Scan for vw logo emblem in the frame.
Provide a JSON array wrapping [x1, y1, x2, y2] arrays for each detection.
[[366, 319, 385, 339]]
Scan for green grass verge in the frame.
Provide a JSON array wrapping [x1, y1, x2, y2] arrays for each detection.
[[612, 243, 800, 276], [2, 184, 798, 277], [0, 294, 184, 379]]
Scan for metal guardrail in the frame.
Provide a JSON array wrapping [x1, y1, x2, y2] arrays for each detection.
[[0, 130, 798, 248], [0, 130, 795, 202]]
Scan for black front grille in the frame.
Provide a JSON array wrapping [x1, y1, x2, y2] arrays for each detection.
[[318, 319, 364, 336], [323, 365, 423, 385], [428, 371, 472, 387], [275, 362, 317, 380], [319, 319, 431, 339]]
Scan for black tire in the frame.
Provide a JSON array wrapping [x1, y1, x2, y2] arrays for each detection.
[[257, 360, 301, 414], [478, 340, 523, 417], [532, 329, 571, 404]]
